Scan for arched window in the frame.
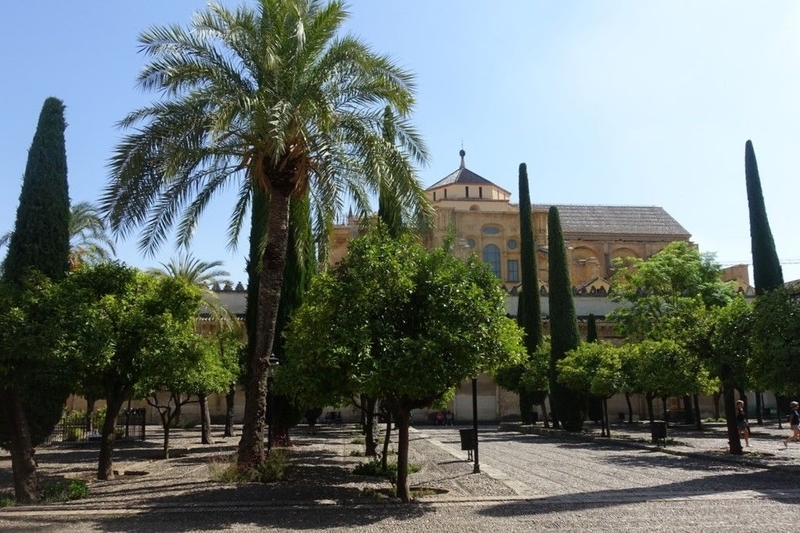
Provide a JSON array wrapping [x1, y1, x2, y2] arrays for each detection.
[[483, 244, 501, 278]]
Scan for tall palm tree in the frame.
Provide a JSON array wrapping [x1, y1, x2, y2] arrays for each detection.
[[100, 0, 430, 466], [0, 201, 116, 271], [149, 254, 238, 331], [67, 201, 117, 267]]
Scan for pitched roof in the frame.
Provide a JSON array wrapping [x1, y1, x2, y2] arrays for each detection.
[[538, 205, 691, 238], [426, 149, 511, 194], [428, 166, 496, 189]]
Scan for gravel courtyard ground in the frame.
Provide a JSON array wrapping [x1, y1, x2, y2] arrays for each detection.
[[1, 419, 798, 532]]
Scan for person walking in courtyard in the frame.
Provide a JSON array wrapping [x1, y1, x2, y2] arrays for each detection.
[[784, 401, 800, 448], [736, 400, 750, 447]]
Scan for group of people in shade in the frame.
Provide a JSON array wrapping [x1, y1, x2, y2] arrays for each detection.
[[736, 399, 800, 448]]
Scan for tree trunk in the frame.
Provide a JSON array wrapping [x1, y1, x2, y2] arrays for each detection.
[[661, 396, 669, 427], [724, 385, 742, 455], [625, 393, 634, 424], [603, 398, 611, 438], [381, 413, 392, 472], [363, 396, 377, 457], [98, 395, 124, 480], [1, 388, 39, 503], [199, 393, 213, 445], [85, 395, 96, 433], [395, 409, 411, 503], [755, 391, 763, 425], [540, 401, 550, 428], [238, 187, 292, 469], [693, 394, 702, 430], [224, 383, 236, 437], [172, 397, 183, 428], [646, 395, 655, 424], [712, 390, 721, 420], [519, 388, 535, 425], [682, 395, 693, 425]]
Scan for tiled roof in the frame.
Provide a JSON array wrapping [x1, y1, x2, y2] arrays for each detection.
[[427, 166, 497, 189], [537, 205, 691, 237]]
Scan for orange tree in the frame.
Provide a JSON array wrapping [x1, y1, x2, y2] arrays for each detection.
[[280, 228, 524, 502]]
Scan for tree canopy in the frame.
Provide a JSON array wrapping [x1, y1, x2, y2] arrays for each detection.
[[101, 0, 432, 467], [281, 229, 524, 501]]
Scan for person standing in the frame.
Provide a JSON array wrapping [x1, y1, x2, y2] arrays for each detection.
[[784, 401, 800, 448], [736, 400, 750, 447]]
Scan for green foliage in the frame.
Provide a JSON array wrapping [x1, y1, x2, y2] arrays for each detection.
[[586, 314, 598, 343], [558, 342, 626, 399], [102, 0, 432, 468], [282, 229, 525, 411], [744, 140, 784, 294], [41, 480, 89, 502], [517, 163, 543, 354], [547, 206, 584, 431], [0, 493, 13, 508], [751, 289, 800, 395], [354, 459, 419, 484], [0, 97, 72, 461], [626, 339, 713, 399], [0, 276, 73, 448], [609, 241, 736, 340], [209, 450, 290, 483], [3, 97, 70, 285]]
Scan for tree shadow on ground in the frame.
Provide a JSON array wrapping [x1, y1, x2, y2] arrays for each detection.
[[478, 467, 800, 520]]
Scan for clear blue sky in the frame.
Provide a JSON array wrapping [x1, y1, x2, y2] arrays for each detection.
[[2, 1, 800, 283]]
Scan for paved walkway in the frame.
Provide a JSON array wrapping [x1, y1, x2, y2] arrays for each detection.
[[1, 420, 798, 532]]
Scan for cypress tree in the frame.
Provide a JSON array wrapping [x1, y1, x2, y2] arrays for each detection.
[[517, 163, 543, 423], [547, 206, 584, 431], [745, 140, 784, 294], [0, 97, 71, 503], [3, 98, 70, 284], [585, 313, 604, 425], [586, 314, 598, 343]]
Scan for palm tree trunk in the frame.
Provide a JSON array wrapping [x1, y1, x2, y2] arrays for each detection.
[[1, 388, 39, 503], [238, 187, 292, 468]]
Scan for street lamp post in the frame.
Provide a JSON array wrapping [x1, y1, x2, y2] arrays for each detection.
[[472, 376, 480, 473], [266, 354, 280, 453]]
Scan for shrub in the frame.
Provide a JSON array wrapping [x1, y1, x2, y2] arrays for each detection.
[[208, 449, 290, 483], [353, 460, 419, 484], [65, 427, 83, 442], [41, 480, 89, 502]]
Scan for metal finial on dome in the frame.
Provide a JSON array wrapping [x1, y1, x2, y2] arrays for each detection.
[[459, 148, 466, 168]]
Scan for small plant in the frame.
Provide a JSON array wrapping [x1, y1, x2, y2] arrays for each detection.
[[0, 493, 14, 508], [349, 450, 364, 457], [353, 460, 419, 484], [209, 449, 290, 483], [350, 437, 365, 445], [41, 480, 89, 502], [183, 420, 198, 429], [65, 427, 83, 442]]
